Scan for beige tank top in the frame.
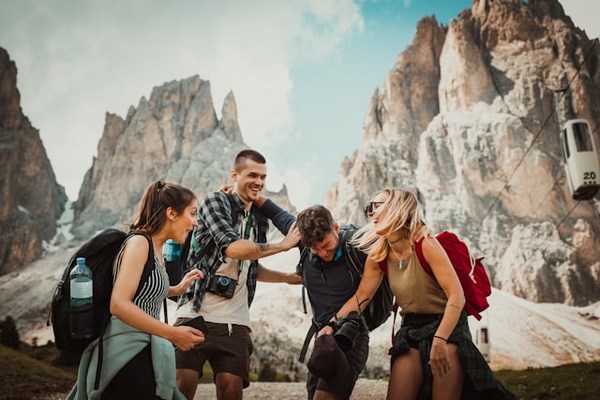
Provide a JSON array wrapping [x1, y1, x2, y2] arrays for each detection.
[[388, 251, 447, 315]]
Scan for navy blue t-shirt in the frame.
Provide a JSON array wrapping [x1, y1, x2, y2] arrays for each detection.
[[303, 232, 364, 325]]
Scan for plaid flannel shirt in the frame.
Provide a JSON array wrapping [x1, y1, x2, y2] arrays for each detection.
[[177, 191, 268, 312]]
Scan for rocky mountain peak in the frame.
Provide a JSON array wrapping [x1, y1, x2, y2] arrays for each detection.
[[219, 90, 243, 142], [71, 75, 254, 238], [325, 0, 600, 306], [0, 47, 67, 275], [361, 13, 446, 166], [0, 49, 22, 130]]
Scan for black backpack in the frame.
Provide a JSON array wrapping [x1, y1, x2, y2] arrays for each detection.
[[48, 229, 157, 352], [296, 225, 395, 361]]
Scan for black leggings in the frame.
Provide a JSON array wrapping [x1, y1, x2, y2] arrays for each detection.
[[101, 344, 162, 400]]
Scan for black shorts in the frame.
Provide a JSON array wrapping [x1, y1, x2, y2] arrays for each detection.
[[175, 319, 253, 388]]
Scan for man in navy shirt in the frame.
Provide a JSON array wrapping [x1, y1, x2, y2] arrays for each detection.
[[258, 200, 370, 400]]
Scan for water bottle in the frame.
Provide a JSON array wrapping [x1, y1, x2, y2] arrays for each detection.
[[69, 257, 93, 339], [163, 239, 181, 263], [163, 240, 182, 287]]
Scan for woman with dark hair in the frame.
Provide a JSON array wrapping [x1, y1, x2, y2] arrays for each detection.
[[69, 180, 205, 400], [335, 187, 515, 400]]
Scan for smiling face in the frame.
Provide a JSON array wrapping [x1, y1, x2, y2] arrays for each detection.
[[231, 159, 267, 206]]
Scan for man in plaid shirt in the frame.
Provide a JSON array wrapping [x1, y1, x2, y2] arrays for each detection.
[[174, 149, 301, 400]]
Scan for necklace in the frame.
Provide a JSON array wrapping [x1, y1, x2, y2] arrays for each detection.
[[389, 245, 405, 269]]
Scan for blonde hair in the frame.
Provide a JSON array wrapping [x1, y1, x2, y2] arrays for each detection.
[[352, 187, 427, 262]]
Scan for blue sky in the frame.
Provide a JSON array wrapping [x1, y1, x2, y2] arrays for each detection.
[[0, 0, 596, 210]]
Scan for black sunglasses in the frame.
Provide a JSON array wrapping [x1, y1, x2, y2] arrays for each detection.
[[363, 201, 384, 216]]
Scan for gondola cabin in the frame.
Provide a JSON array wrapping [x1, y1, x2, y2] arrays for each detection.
[[560, 119, 600, 200]]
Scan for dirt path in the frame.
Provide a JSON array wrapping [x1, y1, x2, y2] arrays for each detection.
[[44, 378, 388, 399], [193, 379, 388, 399]]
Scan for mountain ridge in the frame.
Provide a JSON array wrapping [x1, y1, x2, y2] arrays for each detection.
[[324, 0, 600, 307]]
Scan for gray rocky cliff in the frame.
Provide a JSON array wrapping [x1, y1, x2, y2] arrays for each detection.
[[325, 0, 600, 306], [0, 71, 296, 350], [72, 76, 291, 238], [0, 47, 67, 275]]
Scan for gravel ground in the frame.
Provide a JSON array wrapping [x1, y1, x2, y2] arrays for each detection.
[[193, 379, 388, 399], [42, 379, 388, 399]]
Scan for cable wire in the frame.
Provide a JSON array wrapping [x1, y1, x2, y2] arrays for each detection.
[[556, 201, 581, 230], [480, 40, 598, 223], [532, 170, 565, 213]]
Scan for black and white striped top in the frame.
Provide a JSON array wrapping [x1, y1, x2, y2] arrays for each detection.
[[113, 236, 169, 320]]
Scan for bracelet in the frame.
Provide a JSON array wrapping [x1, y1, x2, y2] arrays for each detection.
[[433, 335, 448, 342]]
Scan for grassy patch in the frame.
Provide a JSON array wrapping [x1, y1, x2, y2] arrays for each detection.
[[0, 344, 76, 399], [496, 362, 600, 400]]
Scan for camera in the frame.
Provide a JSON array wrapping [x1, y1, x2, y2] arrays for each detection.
[[333, 311, 368, 351], [205, 274, 237, 299]]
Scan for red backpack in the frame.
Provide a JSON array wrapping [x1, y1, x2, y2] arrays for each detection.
[[415, 231, 491, 320], [380, 231, 491, 320]]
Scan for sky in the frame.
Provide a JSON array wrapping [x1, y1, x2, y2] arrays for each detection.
[[1, 0, 598, 210]]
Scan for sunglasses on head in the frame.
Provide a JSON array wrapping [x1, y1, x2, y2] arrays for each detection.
[[363, 201, 384, 216]]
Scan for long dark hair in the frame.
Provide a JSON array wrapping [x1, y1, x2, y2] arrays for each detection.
[[130, 180, 196, 235]]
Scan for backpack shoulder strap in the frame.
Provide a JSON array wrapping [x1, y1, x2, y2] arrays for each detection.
[[296, 247, 319, 363], [414, 235, 433, 277], [299, 320, 318, 363], [296, 246, 311, 314], [340, 225, 365, 279], [378, 260, 389, 276]]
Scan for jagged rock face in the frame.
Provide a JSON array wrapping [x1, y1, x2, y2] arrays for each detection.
[[364, 16, 447, 163], [72, 76, 277, 238], [0, 48, 67, 275], [325, 0, 600, 306], [325, 16, 447, 222]]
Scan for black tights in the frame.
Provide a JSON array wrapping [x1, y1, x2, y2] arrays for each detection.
[[101, 344, 162, 400]]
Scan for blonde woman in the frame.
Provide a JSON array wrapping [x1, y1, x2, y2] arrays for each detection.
[[335, 187, 515, 400]]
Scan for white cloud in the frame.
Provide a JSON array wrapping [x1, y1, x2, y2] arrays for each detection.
[[284, 168, 316, 211], [1, 0, 363, 202], [266, 161, 315, 211], [12, 0, 596, 210]]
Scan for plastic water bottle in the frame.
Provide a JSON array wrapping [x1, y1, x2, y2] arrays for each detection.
[[163, 240, 182, 287], [163, 239, 181, 262], [69, 257, 93, 339]]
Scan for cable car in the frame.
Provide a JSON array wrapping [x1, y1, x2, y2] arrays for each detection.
[[560, 119, 600, 200]]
